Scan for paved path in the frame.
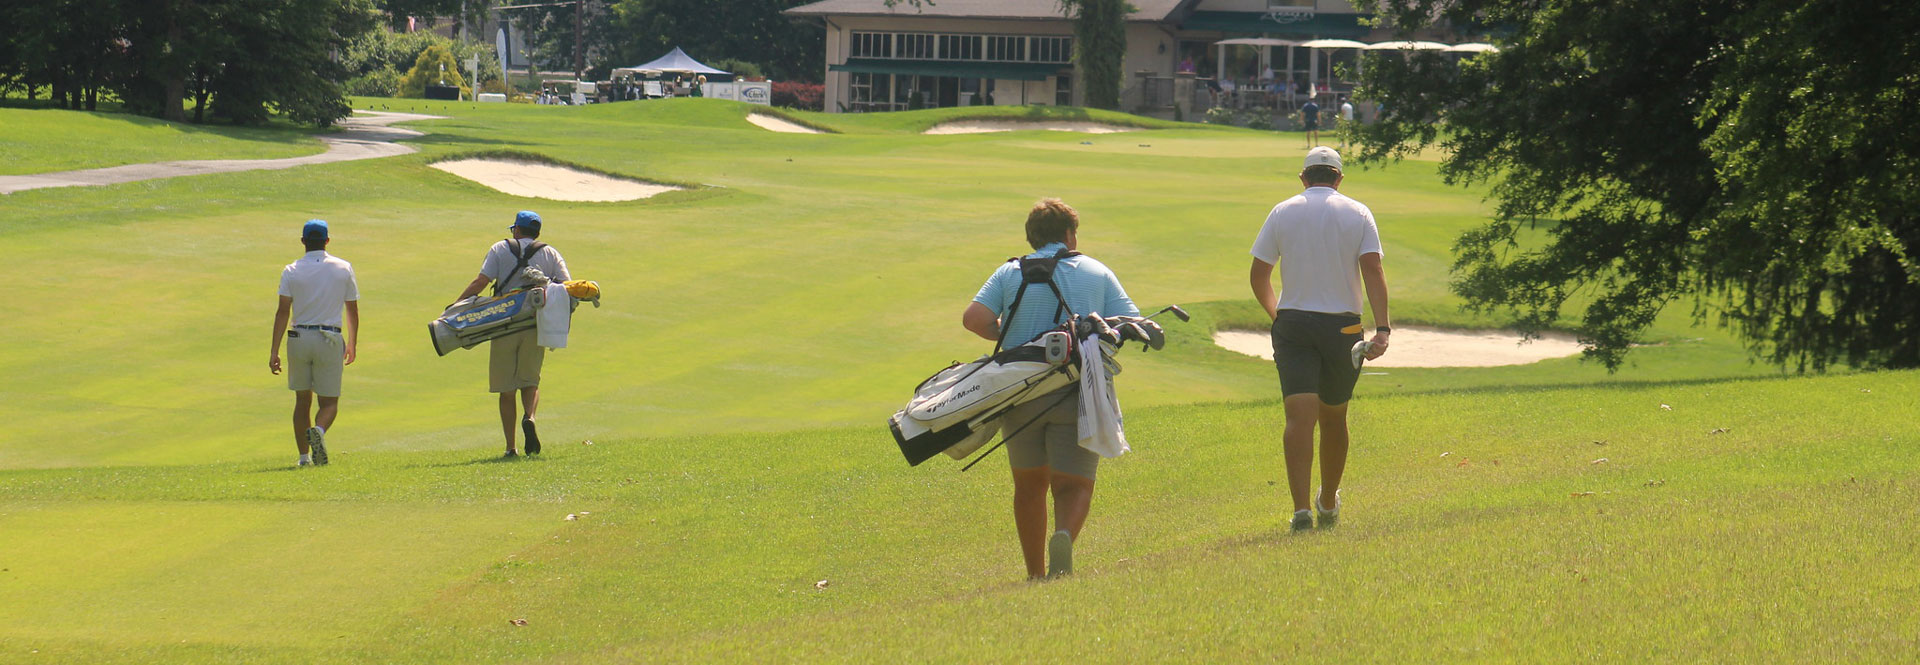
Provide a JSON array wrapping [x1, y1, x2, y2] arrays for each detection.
[[0, 111, 444, 195]]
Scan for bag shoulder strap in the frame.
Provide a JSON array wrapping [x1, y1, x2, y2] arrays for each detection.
[[492, 239, 550, 297], [992, 248, 1082, 354]]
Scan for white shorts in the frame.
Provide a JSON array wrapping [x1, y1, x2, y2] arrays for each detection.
[[286, 329, 345, 397]]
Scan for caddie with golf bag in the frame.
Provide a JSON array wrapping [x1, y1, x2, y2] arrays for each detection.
[[451, 211, 572, 458], [954, 198, 1144, 580]]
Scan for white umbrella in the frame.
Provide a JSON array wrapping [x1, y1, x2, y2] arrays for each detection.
[[1215, 37, 1302, 47], [1447, 43, 1501, 53], [1364, 41, 1452, 51], [1298, 39, 1369, 49]]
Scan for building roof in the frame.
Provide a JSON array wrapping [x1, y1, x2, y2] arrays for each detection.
[[785, 0, 1194, 23]]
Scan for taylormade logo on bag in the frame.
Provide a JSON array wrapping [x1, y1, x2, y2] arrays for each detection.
[[925, 384, 982, 415]]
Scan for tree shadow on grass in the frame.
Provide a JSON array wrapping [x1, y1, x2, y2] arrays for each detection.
[[413, 454, 548, 469]]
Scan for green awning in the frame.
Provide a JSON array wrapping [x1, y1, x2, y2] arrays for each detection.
[[829, 58, 1067, 81], [1180, 11, 1373, 38]]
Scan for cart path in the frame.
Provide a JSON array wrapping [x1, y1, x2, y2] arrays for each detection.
[[0, 111, 444, 195]]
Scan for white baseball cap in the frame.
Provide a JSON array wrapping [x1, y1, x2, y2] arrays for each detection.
[[1304, 146, 1342, 172]]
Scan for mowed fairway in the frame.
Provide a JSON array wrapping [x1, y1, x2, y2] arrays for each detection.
[[1, 100, 1914, 662]]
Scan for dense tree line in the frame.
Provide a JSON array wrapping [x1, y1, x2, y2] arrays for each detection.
[[1352, 0, 1919, 370], [1, 0, 378, 126]]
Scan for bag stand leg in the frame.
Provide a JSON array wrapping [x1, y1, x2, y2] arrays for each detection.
[[961, 387, 1080, 472]]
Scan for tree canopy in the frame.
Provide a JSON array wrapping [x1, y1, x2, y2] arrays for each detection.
[[1351, 0, 1920, 371], [3, 0, 379, 127]]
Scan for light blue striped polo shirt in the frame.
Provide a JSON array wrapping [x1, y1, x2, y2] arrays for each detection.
[[973, 242, 1138, 347]]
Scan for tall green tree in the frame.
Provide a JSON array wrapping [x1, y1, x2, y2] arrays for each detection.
[[601, 0, 825, 82], [1352, 0, 1920, 370], [1057, 0, 1129, 110]]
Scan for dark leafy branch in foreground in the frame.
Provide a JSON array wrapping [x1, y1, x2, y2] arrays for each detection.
[[1351, 0, 1919, 371]]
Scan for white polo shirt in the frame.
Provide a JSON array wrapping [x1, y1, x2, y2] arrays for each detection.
[[480, 239, 569, 293], [1250, 187, 1383, 315], [278, 251, 359, 327]]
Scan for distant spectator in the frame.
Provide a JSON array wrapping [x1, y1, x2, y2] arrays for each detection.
[[1179, 56, 1196, 74], [1301, 97, 1320, 146]]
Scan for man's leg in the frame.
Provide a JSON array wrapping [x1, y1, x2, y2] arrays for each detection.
[[315, 396, 340, 432], [1282, 393, 1323, 512], [521, 386, 540, 421], [292, 391, 313, 454], [498, 392, 518, 453], [1011, 466, 1052, 579], [1317, 401, 1351, 504], [1049, 472, 1095, 538]]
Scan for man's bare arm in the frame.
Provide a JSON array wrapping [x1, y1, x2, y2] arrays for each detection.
[[1359, 252, 1390, 359], [1249, 258, 1279, 320], [962, 302, 1001, 341], [454, 273, 491, 304], [270, 296, 292, 374], [343, 300, 360, 365]]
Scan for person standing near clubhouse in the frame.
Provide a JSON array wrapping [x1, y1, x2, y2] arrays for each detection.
[[1248, 147, 1391, 531], [269, 220, 359, 467], [963, 198, 1139, 579], [1300, 97, 1321, 147], [454, 211, 570, 457]]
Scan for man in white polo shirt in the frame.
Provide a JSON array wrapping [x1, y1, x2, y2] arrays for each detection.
[[1248, 147, 1392, 531], [453, 210, 570, 458], [270, 219, 360, 467]]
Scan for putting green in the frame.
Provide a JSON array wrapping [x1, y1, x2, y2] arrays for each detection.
[[2, 98, 1907, 662]]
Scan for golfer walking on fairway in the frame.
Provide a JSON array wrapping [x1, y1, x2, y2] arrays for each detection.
[[453, 211, 570, 458], [269, 220, 359, 467], [1248, 147, 1391, 531], [963, 198, 1138, 579]]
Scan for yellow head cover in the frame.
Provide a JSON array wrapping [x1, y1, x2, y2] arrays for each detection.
[[563, 280, 600, 300]]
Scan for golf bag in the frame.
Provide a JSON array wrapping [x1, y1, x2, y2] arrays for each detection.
[[890, 248, 1087, 466], [890, 330, 1079, 465], [429, 285, 548, 356]]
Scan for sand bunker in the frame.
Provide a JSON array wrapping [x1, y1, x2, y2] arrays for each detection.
[[923, 120, 1140, 135], [747, 113, 828, 134], [430, 159, 681, 202], [1213, 325, 1584, 368]]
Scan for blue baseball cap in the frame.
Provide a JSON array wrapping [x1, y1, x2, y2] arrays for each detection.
[[512, 210, 542, 234], [302, 219, 329, 239]]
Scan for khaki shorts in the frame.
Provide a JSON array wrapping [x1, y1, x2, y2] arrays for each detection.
[[286, 329, 345, 397], [489, 330, 544, 393], [1004, 387, 1097, 480]]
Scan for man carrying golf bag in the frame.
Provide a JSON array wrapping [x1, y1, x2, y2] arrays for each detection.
[[962, 198, 1139, 579], [453, 211, 571, 458]]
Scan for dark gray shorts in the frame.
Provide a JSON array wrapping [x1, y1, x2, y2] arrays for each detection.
[[1003, 387, 1097, 480], [1271, 309, 1365, 405]]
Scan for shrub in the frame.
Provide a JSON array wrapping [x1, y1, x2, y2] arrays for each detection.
[[771, 81, 824, 111], [1204, 106, 1239, 125], [1245, 113, 1273, 131], [345, 68, 402, 98]]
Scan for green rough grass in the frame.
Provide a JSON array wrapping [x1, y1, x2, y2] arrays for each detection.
[[1, 99, 1911, 662], [1, 371, 1914, 662], [0, 108, 325, 175]]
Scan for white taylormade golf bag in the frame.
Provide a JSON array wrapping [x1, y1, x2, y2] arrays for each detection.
[[890, 330, 1078, 465]]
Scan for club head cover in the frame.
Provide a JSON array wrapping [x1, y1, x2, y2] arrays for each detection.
[[1350, 339, 1371, 369]]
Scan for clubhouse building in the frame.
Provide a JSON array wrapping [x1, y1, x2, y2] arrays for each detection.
[[784, 0, 1450, 115]]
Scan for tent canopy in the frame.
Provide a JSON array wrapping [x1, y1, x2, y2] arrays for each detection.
[[622, 47, 730, 76], [1447, 43, 1501, 52]]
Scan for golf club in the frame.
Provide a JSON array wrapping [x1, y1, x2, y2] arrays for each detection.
[[1146, 304, 1190, 323]]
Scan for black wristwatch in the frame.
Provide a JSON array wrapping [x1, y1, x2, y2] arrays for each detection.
[[1376, 326, 1392, 333]]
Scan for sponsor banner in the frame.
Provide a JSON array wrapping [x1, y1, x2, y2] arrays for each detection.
[[738, 82, 771, 105]]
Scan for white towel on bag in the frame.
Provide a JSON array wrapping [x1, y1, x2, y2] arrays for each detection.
[[537, 282, 572, 348], [1076, 334, 1128, 457]]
